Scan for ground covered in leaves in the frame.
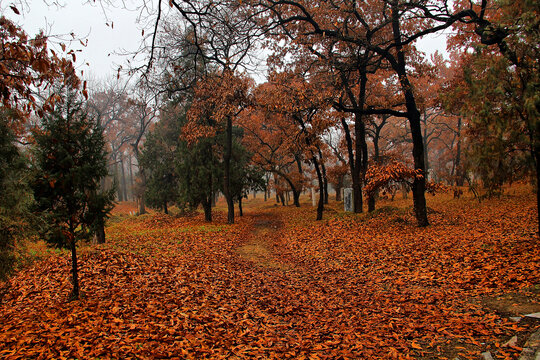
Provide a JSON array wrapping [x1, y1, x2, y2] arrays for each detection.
[[1, 186, 539, 359]]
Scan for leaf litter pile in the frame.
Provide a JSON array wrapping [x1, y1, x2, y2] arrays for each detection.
[[1, 190, 539, 359]]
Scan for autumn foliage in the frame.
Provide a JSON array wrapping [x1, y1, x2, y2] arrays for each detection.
[[0, 16, 78, 127], [0, 187, 538, 359]]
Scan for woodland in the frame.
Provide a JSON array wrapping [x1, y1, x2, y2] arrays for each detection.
[[0, 0, 539, 359]]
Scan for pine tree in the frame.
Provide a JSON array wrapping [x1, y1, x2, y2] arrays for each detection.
[[0, 109, 32, 280], [32, 89, 114, 300]]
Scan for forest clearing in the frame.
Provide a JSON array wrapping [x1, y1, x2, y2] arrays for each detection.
[[1, 0, 539, 359], [1, 185, 538, 359]]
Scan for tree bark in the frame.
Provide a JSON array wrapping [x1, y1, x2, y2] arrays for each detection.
[[129, 153, 134, 201], [95, 220, 106, 244], [120, 155, 128, 202], [534, 145, 540, 235], [390, 0, 428, 226], [114, 160, 123, 201], [69, 236, 79, 300], [238, 197, 243, 217], [312, 155, 324, 220], [455, 117, 464, 187], [368, 196, 376, 212], [202, 198, 212, 222], [341, 117, 362, 213], [318, 148, 329, 204], [223, 116, 234, 224]]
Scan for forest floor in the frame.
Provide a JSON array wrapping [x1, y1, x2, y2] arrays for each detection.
[[0, 184, 539, 359]]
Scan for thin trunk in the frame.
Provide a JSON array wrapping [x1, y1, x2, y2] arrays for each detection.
[[69, 234, 79, 301], [223, 116, 234, 224], [423, 111, 430, 180], [274, 170, 301, 207], [358, 119, 370, 211], [534, 146, 540, 235], [138, 195, 146, 215], [335, 184, 342, 201], [132, 143, 146, 215], [163, 201, 168, 215], [95, 219, 105, 244], [114, 161, 122, 201], [455, 117, 463, 187], [239, 197, 243, 217], [312, 155, 324, 220], [265, 173, 270, 201], [352, 113, 369, 213], [202, 198, 212, 222], [129, 153, 134, 201], [368, 196, 376, 212], [120, 155, 128, 202], [318, 148, 329, 204], [292, 188, 301, 207], [373, 133, 380, 162], [295, 154, 304, 174], [341, 118, 362, 213]]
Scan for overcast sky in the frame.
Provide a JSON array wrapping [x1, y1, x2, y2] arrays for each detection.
[[10, 1, 146, 82], [8, 1, 448, 83]]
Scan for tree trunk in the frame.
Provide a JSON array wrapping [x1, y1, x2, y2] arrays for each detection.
[[120, 155, 128, 202], [238, 197, 243, 217], [138, 195, 146, 215], [335, 185, 342, 201], [318, 148, 329, 204], [223, 116, 234, 224], [69, 236, 79, 301], [129, 153, 134, 201], [312, 155, 324, 220], [422, 111, 430, 180], [163, 201, 168, 215], [95, 220, 106, 244], [368, 196, 376, 212], [358, 117, 370, 210], [341, 118, 362, 213], [390, 1, 428, 226], [279, 192, 285, 206], [455, 117, 464, 187], [114, 161, 123, 201], [534, 145, 540, 235], [292, 188, 301, 207], [202, 198, 212, 222]]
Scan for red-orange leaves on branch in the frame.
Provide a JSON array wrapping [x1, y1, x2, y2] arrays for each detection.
[[185, 70, 252, 144], [364, 161, 423, 197], [0, 16, 78, 129], [365, 161, 450, 197]]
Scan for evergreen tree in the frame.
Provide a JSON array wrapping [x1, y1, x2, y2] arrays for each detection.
[[140, 110, 180, 214], [0, 109, 32, 280], [229, 141, 265, 217], [32, 89, 114, 300], [177, 136, 221, 221]]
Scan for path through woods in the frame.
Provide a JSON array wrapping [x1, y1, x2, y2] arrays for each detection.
[[0, 189, 539, 359]]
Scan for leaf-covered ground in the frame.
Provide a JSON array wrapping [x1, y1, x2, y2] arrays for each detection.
[[1, 186, 539, 359]]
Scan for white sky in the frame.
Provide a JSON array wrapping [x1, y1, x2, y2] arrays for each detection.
[[9, 1, 146, 81], [7, 1, 448, 83]]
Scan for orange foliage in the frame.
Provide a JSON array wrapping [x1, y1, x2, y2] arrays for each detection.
[[0, 16, 79, 132], [0, 187, 538, 359]]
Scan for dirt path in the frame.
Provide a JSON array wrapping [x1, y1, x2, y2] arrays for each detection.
[[236, 215, 293, 271]]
